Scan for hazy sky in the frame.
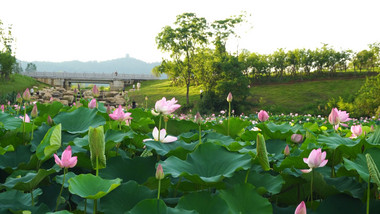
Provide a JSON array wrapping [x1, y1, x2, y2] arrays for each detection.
[[1, 0, 379, 63]]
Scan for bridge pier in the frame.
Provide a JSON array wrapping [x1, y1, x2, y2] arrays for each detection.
[[110, 80, 125, 91]]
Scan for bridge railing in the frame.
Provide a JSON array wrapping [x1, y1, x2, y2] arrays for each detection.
[[23, 72, 160, 80]]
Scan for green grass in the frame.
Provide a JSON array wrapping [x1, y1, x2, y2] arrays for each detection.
[[0, 73, 47, 96], [124, 77, 366, 115]]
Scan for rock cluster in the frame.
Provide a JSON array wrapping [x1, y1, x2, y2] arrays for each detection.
[[32, 86, 127, 107]]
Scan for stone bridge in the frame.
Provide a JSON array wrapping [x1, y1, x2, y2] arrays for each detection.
[[23, 72, 160, 90]]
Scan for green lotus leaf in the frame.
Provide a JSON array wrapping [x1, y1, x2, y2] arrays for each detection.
[[257, 122, 299, 140], [318, 133, 361, 157], [68, 173, 121, 199], [126, 199, 198, 214], [0, 189, 42, 208], [166, 118, 199, 136], [0, 112, 22, 130], [53, 107, 105, 134], [105, 129, 133, 143], [144, 139, 197, 159], [176, 191, 228, 214], [0, 145, 14, 155], [36, 123, 61, 161], [101, 180, 155, 213], [160, 142, 251, 184], [99, 156, 156, 184], [0, 145, 33, 170], [3, 168, 57, 191], [316, 194, 363, 214], [54, 172, 77, 188], [131, 117, 155, 133], [46, 211, 73, 214], [324, 176, 365, 199], [210, 117, 251, 139], [33, 102, 64, 125], [219, 183, 273, 214], [343, 148, 380, 181]]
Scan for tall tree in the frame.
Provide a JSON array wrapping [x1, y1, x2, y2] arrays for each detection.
[[25, 62, 37, 72], [0, 19, 16, 80], [156, 13, 208, 105]]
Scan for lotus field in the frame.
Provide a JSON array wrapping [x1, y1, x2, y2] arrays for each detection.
[[1, 88, 380, 214]]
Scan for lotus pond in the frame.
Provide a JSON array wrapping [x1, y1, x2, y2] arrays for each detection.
[[0, 98, 379, 214]]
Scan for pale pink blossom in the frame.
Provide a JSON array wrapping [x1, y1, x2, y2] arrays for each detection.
[[54, 145, 77, 168], [109, 105, 132, 122], [143, 127, 177, 143], [350, 125, 362, 139], [258, 110, 269, 122], [328, 108, 351, 130], [19, 114, 30, 123], [284, 145, 290, 156], [301, 148, 328, 173], [153, 97, 181, 115], [1, 105, 4, 112]]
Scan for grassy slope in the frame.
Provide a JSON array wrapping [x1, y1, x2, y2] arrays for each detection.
[[124, 77, 366, 115], [249, 78, 366, 115], [0, 73, 47, 96]]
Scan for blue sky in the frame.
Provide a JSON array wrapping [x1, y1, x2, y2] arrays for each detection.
[[1, 0, 379, 63]]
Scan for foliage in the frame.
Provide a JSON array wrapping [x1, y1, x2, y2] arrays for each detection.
[[0, 97, 379, 213]]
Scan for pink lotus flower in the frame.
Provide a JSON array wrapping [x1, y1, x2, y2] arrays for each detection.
[[328, 108, 351, 130], [155, 164, 164, 180], [258, 110, 269, 122], [143, 127, 177, 143], [31, 104, 38, 118], [301, 148, 328, 173], [88, 98, 97, 109], [291, 134, 303, 143], [109, 105, 132, 122], [92, 85, 100, 97], [54, 145, 77, 168], [14, 105, 20, 111], [1, 105, 4, 112], [19, 114, 30, 123], [16, 93, 22, 103], [22, 88, 31, 101], [295, 201, 306, 214], [152, 97, 181, 116], [350, 125, 362, 139]]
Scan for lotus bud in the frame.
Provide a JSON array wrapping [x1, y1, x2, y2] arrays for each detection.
[[155, 164, 164, 180], [31, 104, 38, 118], [145, 96, 148, 101], [226, 92, 233, 102], [256, 133, 270, 171], [195, 112, 202, 124], [163, 115, 169, 123], [92, 85, 100, 98], [284, 144, 290, 156], [106, 105, 112, 114], [291, 134, 303, 143], [88, 98, 97, 109], [74, 88, 77, 94], [16, 93, 22, 103], [88, 126, 106, 169], [258, 110, 269, 122], [295, 201, 306, 214], [22, 88, 31, 101], [1, 105, 4, 112], [47, 115, 54, 126]]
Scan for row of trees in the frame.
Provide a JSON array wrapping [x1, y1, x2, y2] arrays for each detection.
[[0, 19, 16, 80], [239, 43, 380, 81]]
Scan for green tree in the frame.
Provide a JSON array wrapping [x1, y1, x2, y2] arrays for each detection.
[[0, 19, 16, 80], [25, 62, 37, 72], [156, 13, 209, 105]]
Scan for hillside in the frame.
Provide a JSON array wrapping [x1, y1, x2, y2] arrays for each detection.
[[19, 55, 160, 75]]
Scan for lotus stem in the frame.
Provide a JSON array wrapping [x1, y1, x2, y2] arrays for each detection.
[[55, 168, 67, 211], [227, 102, 231, 136], [311, 169, 314, 206], [245, 169, 250, 183], [157, 179, 161, 200], [31, 120, 35, 141], [198, 124, 202, 144], [158, 115, 162, 142], [94, 156, 99, 214], [367, 176, 370, 214]]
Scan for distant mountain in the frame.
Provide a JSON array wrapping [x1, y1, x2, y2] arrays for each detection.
[[19, 55, 161, 75]]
